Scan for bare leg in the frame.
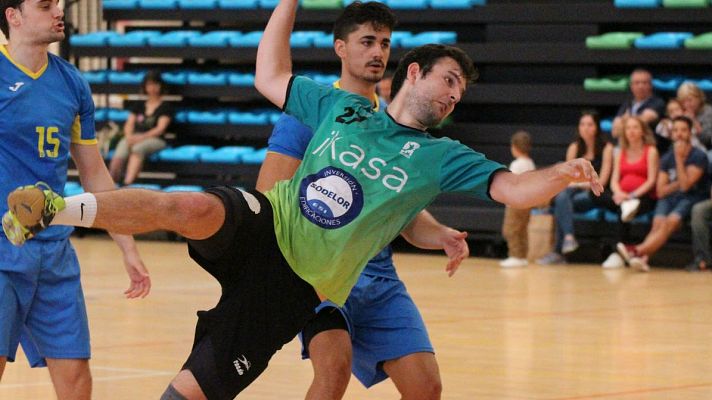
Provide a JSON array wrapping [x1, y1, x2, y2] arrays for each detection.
[[169, 369, 208, 400], [91, 189, 225, 240], [46, 358, 91, 400], [637, 215, 681, 256], [383, 352, 442, 400], [305, 329, 352, 400], [108, 156, 125, 183], [0, 356, 6, 381], [123, 154, 144, 185]]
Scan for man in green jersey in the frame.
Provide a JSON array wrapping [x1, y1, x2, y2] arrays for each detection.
[[4, 0, 602, 398]]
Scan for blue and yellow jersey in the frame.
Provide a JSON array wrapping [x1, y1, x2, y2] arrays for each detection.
[[0, 45, 96, 241]]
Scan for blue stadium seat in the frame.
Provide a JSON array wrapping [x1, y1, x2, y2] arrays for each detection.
[[241, 148, 268, 164], [653, 77, 683, 91], [108, 109, 131, 122], [126, 183, 163, 190], [108, 30, 162, 47], [600, 118, 613, 133], [178, 0, 217, 8], [104, 0, 140, 9], [430, 0, 484, 8], [386, 0, 427, 9], [158, 145, 214, 162], [108, 71, 146, 84], [390, 31, 413, 48], [290, 31, 323, 48], [227, 73, 255, 86], [95, 108, 108, 122], [313, 32, 334, 48], [174, 110, 188, 123], [189, 31, 241, 47], [218, 0, 258, 8], [230, 31, 262, 47], [312, 73, 339, 85], [690, 78, 712, 91], [200, 146, 254, 163], [402, 31, 457, 47], [259, 0, 280, 8], [163, 185, 204, 192], [64, 182, 85, 196], [227, 111, 269, 125], [139, 0, 178, 8], [69, 31, 119, 46], [604, 210, 653, 224], [634, 32, 694, 49], [187, 111, 227, 124], [614, 0, 661, 7], [187, 72, 228, 85], [148, 31, 201, 47], [162, 71, 189, 85], [82, 70, 108, 84]]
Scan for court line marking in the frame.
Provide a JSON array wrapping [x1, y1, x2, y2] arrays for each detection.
[[548, 381, 712, 399]]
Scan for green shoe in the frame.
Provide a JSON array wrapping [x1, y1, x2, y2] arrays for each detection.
[[3, 182, 65, 246]]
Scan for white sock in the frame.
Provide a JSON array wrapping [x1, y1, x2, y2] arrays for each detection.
[[51, 193, 97, 228]]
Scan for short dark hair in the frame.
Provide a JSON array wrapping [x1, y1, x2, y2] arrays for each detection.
[[511, 130, 532, 154], [1, 0, 25, 39], [141, 70, 166, 95], [333, 1, 397, 41], [672, 115, 693, 130], [390, 44, 478, 99]]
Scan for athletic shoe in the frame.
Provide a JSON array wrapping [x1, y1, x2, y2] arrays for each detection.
[[602, 252, 624, 269], [620, 198, 641, 223], [500, 257, 528, 268], [616, 242, 638, 264], [536, 252, 565, 265], [629, 256, 650, 272], [2, 182, 65, 246], [685, 260, 708, 272], [561, 237, 579, 254]]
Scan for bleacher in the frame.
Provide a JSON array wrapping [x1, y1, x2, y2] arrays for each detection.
[[68, 0, 712, 262]]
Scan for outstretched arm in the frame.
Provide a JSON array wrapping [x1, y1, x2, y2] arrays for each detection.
[[254, 0, 299, 108], [400, 210, 469, 277], [489, 158, 603, 209], [70, 143, 151, 298]]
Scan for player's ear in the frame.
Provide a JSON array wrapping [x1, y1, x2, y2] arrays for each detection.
[[406, 62, 421, 83], [6, 7, 21, 30], [334, 39, 347, 60]]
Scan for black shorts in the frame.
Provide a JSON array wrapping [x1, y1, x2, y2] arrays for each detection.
[[182, 186, 320, 400]]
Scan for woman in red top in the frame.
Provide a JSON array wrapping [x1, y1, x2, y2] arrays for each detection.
[[593, 116, 660, 267]]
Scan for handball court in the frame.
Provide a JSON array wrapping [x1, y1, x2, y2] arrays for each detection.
[[4, 236, 712, 399]]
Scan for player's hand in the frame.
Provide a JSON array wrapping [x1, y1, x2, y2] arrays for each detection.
[[442, 229, 469, 277], [558, 158, 603, 196], [122, 248, 151, 299]]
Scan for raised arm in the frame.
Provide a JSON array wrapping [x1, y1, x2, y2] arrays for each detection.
[[489, 158, 603, 209], [254, 0, 299, 108], [400, 210, 469, 276]]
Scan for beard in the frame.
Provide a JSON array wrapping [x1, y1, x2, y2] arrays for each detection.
[[406, 89, 445, 128]]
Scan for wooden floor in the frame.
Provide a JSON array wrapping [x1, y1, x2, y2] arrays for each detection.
[[4, 237, 712, 399]]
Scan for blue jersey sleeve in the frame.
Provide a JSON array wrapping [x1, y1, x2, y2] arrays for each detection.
[[439, 141, 507, 200], [70, 69, 97, 144], [267, 113, 314, 160], [284, 76, 347, 131]]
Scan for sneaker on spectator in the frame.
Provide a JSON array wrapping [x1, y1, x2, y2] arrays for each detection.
[[620, 198, 641, 222], [685, 259, 708, 272], [602, 252, 624, 269], [616, 242, 638, 264], [629, 256, 650, 272], [562, 237, 579, 254], [500, 257, 528, 268], [536, 252, 565, 265]]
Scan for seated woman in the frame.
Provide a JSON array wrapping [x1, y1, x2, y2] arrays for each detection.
[[537, 111, 613, 265], [593, 116, 659, 268], [109, 70, 173, 185], [677, 82, 712, 151]]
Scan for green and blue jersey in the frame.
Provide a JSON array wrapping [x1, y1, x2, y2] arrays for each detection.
[[0, 45, 96, 241], [265, 76, 505, 305]]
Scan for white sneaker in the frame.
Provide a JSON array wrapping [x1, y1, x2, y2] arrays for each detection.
[[602, 252, 624, 269], [629, 256, 650, 272], [500, 257, 528, 268], [621, 198, 641, 222]]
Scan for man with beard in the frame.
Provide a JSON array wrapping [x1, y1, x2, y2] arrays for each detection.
[[0, 0, 150, 398], [256, 2, 463, 399]]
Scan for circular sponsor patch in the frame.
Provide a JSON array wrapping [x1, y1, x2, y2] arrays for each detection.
[[299, 167, 363, 229]]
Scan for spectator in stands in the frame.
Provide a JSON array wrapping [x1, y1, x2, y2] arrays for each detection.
[[689, 185, 712, 272], [500, 130, 536, 268], [109, 70, 173, 185], [376, 71, 393, 104], [537, 111, 613, 265], [677, 82, 712, 151], [655, 98, 684, 154], [593, 116, 659, 268], [617, 116, 708, 272], [611, 69, 665, 142]]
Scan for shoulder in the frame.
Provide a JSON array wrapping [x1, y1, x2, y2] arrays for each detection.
[[274, 113, 311, 132]]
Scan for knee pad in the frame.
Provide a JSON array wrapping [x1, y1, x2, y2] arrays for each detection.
[[160, 384, 188, 400]]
